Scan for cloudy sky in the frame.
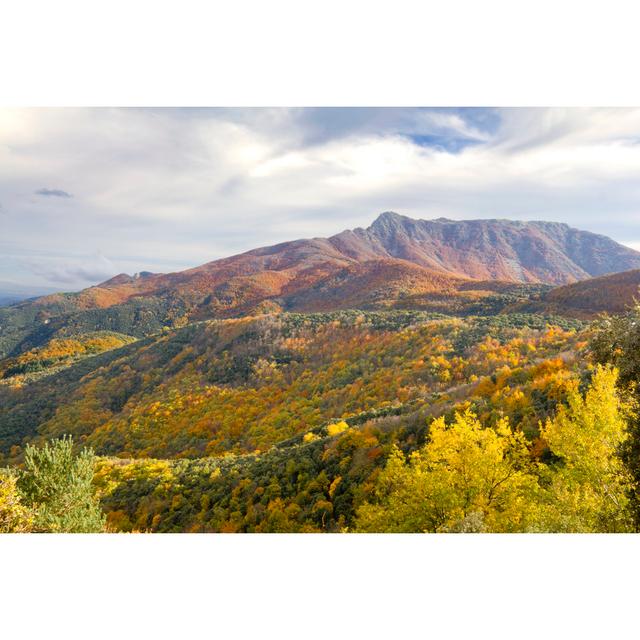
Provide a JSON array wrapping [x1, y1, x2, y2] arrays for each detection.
[[3, 107, 640, 291]]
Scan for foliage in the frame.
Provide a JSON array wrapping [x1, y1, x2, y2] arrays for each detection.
[[355, 366, 633, 533], [0, 294, 188, 360], [18, 436, 106, 533], [355, 411, 540, 532], [326, 421, 349, 437], [0, 312, 586, 460], [0, 332, 135, 385], [1, 309, 623, 534], [590, 304, 640, 527], [538, 365, 633, 532], [0, 471, 33, 532], [590, 308, 640, 386]]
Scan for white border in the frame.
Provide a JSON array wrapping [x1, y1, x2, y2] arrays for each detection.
[[2, 0, 640, 106], [1, 533, 638, 639], [3, 0, 640, 637]]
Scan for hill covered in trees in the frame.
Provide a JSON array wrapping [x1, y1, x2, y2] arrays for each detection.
[[0, 311, 584, 461], [3, 300, 640, 532], [510, 268, 640, 318], [3, 307, 616, 533]]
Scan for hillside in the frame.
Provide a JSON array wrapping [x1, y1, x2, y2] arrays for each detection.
[[0, 281, 63, 308], [0, 309, 588, 531], [0, 311, 584, 460], [0, 259, 545, 360], [0, 212, 633, 533], [509, 269, 640, 318]]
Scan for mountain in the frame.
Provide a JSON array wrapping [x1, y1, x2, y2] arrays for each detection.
[[0, 294, 25, 307], [47, 212, 640, 299], [2, 210, 628, 534], [333, 212, 640, 284], [1, 212, 638, 357]]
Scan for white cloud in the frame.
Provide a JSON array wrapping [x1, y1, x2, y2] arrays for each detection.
[[25, 252, 117, 285], [2, 107, 640, 289]]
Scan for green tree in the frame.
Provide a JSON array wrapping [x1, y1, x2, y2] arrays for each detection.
[[538, 365, 633, 532], [18, 436, 106, 533], [0, 471, 33, 532], [355, 411, 540, 533]]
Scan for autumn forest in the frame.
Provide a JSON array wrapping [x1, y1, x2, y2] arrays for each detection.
[[3, 213, 640, 533]]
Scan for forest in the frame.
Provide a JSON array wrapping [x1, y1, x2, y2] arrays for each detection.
[[2, 305, 639, 533]]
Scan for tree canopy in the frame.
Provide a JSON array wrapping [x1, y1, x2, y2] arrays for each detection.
[[356, 366, 633, 533]]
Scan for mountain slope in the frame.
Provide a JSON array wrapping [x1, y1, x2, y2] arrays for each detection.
[[511, 268, 640, 318], [53, 212, 640, 302]]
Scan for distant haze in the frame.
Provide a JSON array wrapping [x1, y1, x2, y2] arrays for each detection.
[[3, 107, 640, 290]]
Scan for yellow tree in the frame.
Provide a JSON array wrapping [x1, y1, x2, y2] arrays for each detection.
[[0, 472, 33, 533], [539, 365, 633, 532], [355, 410, 540, 533]]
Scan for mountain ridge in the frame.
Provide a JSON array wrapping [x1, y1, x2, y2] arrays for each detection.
[[92, 210, 640, 291], [1, 212, 638, 358], [329, 212, 640, 284]]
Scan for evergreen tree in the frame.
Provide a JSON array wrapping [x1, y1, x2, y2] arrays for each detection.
[[18, 436, 106, 533]]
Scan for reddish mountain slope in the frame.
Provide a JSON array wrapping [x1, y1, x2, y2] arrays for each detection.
[[332, 212, 640, 284], [511, 269, 640, 319], [34, 211, 640, 314]]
